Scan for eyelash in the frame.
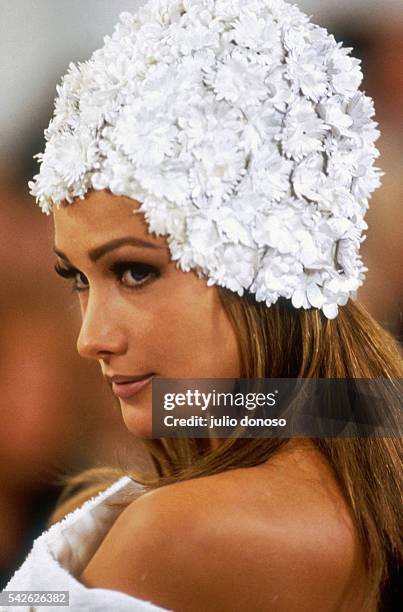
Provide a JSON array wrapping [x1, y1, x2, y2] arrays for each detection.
[[54, 261, 160, 293]]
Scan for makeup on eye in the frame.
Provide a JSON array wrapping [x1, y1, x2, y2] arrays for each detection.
[[54, 260, 160, 293]]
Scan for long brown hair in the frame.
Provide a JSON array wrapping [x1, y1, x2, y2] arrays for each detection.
[[48, 293, 403, 610]]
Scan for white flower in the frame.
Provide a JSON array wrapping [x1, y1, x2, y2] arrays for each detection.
[[251, 146, 293, 201], [252, 208, 300, 254], [291, 153, 326, 201], [347, 92, 377, 130], [326, 46, 363, 96], [324, 217, 356, 241], [326, 148, 358, 188], [135, 157, 191, 205], [114, 105, 178, 167], [315, 180, 361, 217], [141, 62, 181, 100], [251, 251, 303, 302], [264, 65, 295, 112], [283, 23, 312, 56], [351, 163, 384, 201], [294, 229, 320, 267], [29, 0, 383, 320], [46, 128, 98, 189], [232, 12, 281, 55], [327, 146, 383, 200], [173, 22, 219, 55], [280, 99, 330, 161], [243, 101, 284, 147], [186, 214, 220, 255], [189, 129, 247, 202], [286, 45, 329, 103], [138, 194, 188, 239], [204, 48, 268, 107], [335, 238, 360, 276], [317, 98, 354, 138], [214, 244, 259, 295], [292, 283, 322, 310], [208, 205, 254, 247], [48, 62, 83, 135]]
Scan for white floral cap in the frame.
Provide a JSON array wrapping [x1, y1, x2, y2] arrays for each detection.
[[29, 0, 384, 319]]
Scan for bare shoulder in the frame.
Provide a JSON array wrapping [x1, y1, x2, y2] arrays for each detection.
[[80, 444, 370, 611]]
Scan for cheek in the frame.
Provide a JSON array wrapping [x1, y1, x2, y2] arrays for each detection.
[[147, 289, 241, 378]]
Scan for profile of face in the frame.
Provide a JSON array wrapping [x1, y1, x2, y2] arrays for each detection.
[[53, 190, 242, 438]]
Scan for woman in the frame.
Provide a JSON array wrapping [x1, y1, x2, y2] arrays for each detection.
[[6, 0, 402, 610]]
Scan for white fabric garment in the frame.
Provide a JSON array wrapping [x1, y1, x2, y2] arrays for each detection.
[[4, 476, 172, 611]]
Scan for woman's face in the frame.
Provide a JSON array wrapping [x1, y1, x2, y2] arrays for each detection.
[[53, 190, 241, 438]]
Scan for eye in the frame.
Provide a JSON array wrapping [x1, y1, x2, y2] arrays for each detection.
[[110, 261, 159, 289], [54, 261, 159, 293], [54, 263, 88, 293]]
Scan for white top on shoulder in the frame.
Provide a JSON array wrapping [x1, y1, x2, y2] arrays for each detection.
[[4, 476, 172, 612]]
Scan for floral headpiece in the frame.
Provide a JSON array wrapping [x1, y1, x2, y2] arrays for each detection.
[[29, 0, 383, 319]]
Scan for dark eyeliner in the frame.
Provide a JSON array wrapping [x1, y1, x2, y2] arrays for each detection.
[[109, 261, 160, 289], [54, 261, 159, 292], [54, 262, 86, 294], [54, 262, 76, 279]]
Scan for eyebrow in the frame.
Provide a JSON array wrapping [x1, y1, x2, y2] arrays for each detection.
[[53, 237, 163, 263]]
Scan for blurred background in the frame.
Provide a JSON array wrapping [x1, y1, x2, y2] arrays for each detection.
[[1, 0, 402, 587]]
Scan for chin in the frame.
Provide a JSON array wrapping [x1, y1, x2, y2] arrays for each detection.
[[120, 400, 153, 439]]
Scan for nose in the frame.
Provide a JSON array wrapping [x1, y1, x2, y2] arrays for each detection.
[[76, 292, 128, 360]]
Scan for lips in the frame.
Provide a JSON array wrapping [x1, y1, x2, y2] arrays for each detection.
[[106, 373, 154, 384], [107, 373, 155, 399]]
